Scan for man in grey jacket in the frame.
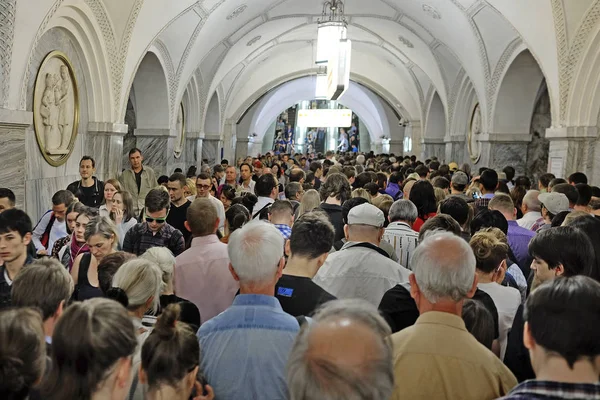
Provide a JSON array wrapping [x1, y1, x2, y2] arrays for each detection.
[[119, 148, 157, 216]]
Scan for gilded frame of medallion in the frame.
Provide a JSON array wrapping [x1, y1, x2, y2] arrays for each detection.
[[468, 103, 481, 164], [32, 51, 80, 167], [174, 102, 185, 159]]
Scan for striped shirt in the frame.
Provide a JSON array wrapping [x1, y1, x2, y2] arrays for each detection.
[[382, 222, 419, 270], [122, 222, 185, 256]]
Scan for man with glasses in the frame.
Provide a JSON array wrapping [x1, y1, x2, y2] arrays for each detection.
[[123, 188, 185, 256], [193, 172, 225, 233]]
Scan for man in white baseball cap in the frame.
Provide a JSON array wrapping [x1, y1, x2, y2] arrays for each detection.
[[313, 203, 411, 306], [534, 192, 570, 232]]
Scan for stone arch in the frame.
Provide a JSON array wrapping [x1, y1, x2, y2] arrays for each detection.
[[492, 50, 545, 134], [204, 91, 221, 135], [567, 21, 600, 127], [130, 51, 170, 131]]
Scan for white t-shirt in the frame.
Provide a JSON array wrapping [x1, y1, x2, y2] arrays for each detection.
[[477, 282, 521, 360]]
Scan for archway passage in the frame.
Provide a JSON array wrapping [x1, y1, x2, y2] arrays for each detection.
[[423, 91, 447, 161]]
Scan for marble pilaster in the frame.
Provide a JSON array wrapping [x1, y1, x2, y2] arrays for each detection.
[[476, 133, 531, 175], [421, 138, 446, 162], [546, 126, 599, 182], [248, 140, 263, 157], [222, 119, 237, 163], [236, 137, 250, 161], [134, 128, 173, 176], [373, 141, 384, 154], [444, 136, 466, 165], [406, 121, 422, 157], [0, 109, 31, 210], [202, 139, 220, 165], [86, 122, 127, 181], [389, 139, 403, 156]]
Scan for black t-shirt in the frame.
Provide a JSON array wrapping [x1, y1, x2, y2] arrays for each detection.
[[66, 178, 104, 208], [275, 275, 336, 317], [319, 203, 344, 242], [167, 200, 192, 246], [378, 283, 500, 339], [504, 305, 534, 382]]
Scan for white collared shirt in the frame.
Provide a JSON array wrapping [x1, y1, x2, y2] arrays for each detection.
[[516, 211, 542, 230]]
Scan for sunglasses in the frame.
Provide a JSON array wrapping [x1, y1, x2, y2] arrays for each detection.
[[146, 216, 167, 223]]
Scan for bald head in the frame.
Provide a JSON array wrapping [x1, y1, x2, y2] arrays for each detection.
[[287, 300, 394, 400], [411, 231, 477, 304], [522, 190, 541, 213]]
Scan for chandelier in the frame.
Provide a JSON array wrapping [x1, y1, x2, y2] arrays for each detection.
[[316, 0, 347, 65], [315, 0, 351, 100]]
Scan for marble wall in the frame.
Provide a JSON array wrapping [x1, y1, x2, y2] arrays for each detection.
[[526, 88, 551, 181], [480, 142, 528, 175], [202, 139, 220, 165], [24, 28, 93, 222], [0, 109, 29, 210], [421, 143, 446, 162], [445, 140, 465, 165]]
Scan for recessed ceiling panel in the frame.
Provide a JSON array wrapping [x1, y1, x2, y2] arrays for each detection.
[[472, 5, 518, 72], [159, 9, 202, 65]]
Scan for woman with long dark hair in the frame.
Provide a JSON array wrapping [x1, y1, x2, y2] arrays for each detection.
[[409, 180, 438, 232]]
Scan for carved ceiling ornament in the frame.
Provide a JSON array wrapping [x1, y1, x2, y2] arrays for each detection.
[[174, 102, 185, 159], [247, 35, 262, 46], [227, 4, 247, 20], [468, 103, 482, 163], [33, 51, 79, 166], [422, 4, 442, 20], [398, 35, 414, 48]]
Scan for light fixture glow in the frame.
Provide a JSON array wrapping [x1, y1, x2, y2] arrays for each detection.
[[316, 23, 347, 65], [315, 74, 328, 98]]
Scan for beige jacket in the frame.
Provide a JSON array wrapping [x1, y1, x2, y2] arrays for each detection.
[[119, 166, 157, 216]]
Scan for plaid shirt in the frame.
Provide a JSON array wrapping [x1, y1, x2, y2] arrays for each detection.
[[274, 224, 292, 240], [122, 222, 185, 256], [500, 380, 600, 399]]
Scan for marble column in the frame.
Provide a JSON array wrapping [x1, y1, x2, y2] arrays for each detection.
[[477, 133, 531, 175], [134, 128, 174, 176], [444, 135, 466, 165], [249, 140, 263, 157], [373, 141, 384, 154], [421, 138, 446, 162], [202, 135, 221, 165], [406, 121, 422, 157], [546, 126, 599, 181], [222, 119, 237, 163], [0, 109, 31, 209], [236, 137, 250, 161], [185, 133, 203, 169], [389, 139, 404, 156], [86, 122, 127, 181]]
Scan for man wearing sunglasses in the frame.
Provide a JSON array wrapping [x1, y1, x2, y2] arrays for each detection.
[[123, 188, 185, 256], [193, 172, 225, 233]]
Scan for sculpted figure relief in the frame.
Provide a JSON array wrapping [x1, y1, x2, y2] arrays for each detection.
[[33, 52, 79, 166], [468, 103, 482, 163]]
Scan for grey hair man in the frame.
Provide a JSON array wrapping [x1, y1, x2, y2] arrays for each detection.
[[314, 203, 411, 306], [517, 190, 542, 230], [390, 232, 517, 399], [198, 220, 300, 400], [382, 200, 419, 270], [287, 299, 394, 400]]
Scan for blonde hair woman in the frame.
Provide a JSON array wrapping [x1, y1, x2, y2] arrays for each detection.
[[351, 188, 372, 203], [297, 189, 320, 217], [71, 216, 118, 301]]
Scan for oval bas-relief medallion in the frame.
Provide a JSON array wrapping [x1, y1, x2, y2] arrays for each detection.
[[174, 103, 185, 159], [468, 103, 482, 164], [33, 51, 79, 167]]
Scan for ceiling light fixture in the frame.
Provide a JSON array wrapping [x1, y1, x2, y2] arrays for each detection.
[[316, 0, 347, 65]]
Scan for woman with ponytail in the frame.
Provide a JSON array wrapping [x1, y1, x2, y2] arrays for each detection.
[[140, 304, 214, 400], [220, 204, 250, 244], [0, 308, 46, 400], [41, 298, 137, 400]]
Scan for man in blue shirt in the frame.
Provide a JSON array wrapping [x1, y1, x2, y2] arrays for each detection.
[[197, 220, 299, 400]]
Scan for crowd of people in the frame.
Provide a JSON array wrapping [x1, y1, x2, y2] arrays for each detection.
[[0, 147, 599, 400]]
